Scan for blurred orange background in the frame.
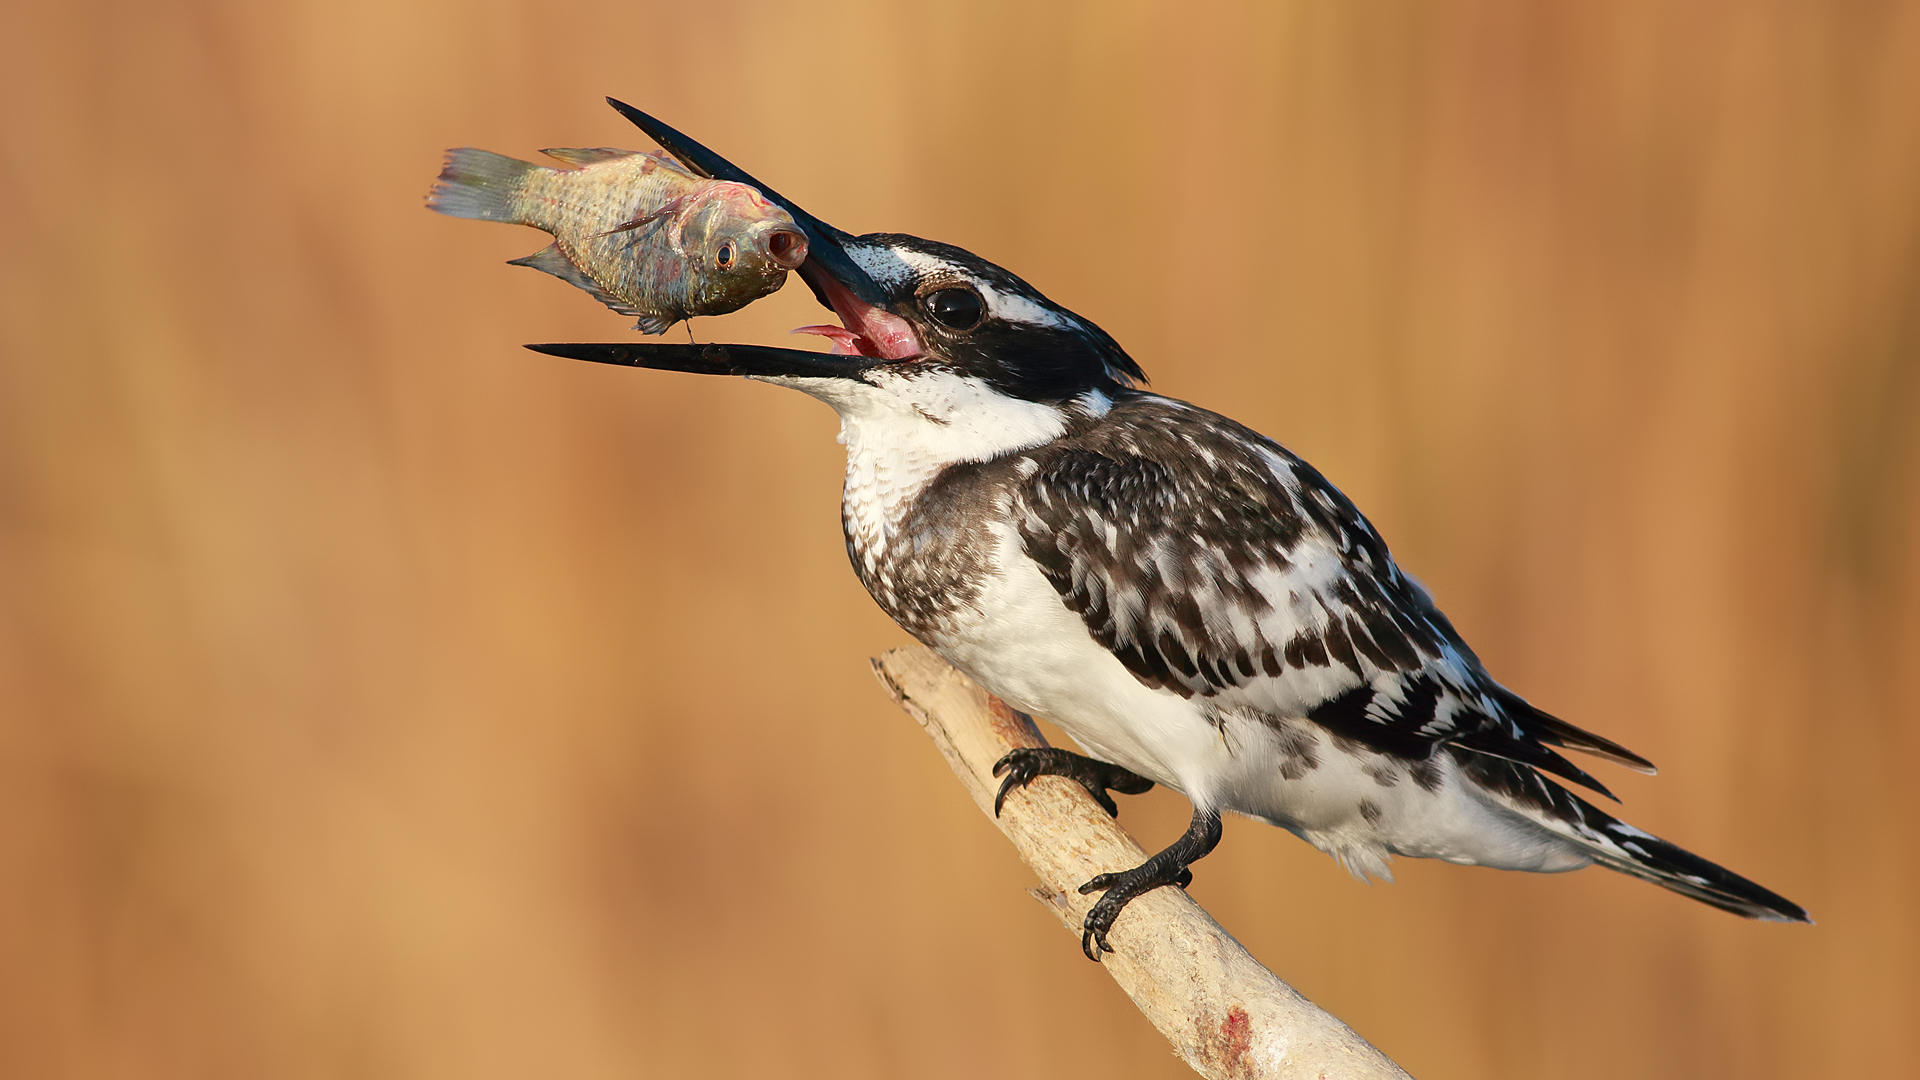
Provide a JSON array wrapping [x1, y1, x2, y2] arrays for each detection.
[[2, 2, 1916, 1078]]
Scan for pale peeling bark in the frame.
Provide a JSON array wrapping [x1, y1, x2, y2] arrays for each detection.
[[871, 646, 1414, 1080]]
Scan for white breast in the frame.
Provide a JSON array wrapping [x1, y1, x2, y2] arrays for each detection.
[[756, 368, 1072, 575], [931, 522, 1238, 800]]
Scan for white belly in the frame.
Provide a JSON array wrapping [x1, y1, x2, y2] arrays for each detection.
[[923, 525, 1233, 801], [923, 526, 1588, 880]]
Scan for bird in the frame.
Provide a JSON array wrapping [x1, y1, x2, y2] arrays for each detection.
[[530, 99, 1811, 961]]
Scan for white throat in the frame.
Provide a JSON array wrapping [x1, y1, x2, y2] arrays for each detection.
[[755, 370, 1072, 567]]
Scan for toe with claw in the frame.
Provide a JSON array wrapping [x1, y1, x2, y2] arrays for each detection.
[[1068, 808, 1223, 962], [991, 747, 1155, 818]]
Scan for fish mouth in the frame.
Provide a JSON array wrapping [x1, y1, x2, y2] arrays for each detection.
[[765, 227, 808, 270], [528, 99, 924, 379]]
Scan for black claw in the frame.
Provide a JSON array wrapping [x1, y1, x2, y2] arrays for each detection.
[[1078, 872, 1120, 895], [989, 747, 1154, 819], [1081, 924, 1114, 961], [988, 753, 1222, 963], [1068, 808, 1223, 962], [1081, 893, 1127, 959], [991, 750, 1037, 816]]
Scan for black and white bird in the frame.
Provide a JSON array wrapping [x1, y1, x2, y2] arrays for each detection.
[[533, 100, 1810, 960]]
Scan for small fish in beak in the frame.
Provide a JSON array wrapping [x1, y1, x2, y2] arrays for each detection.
[[427, 146, 807, 334], [598, 99, 924, 361]]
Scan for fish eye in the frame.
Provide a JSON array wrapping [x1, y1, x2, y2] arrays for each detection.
[[923, 287, 984, 332], [716, 242, 735, 269]]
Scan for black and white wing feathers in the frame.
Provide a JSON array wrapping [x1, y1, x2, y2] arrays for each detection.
[[1015, 396, 1652, 798]]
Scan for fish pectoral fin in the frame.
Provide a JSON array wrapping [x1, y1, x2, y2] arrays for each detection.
[[539, 147, 639, 167], [506, 244, 650, 320], [631, 314, 676, 335], [606, 191, 694, 241], [586, 205, 674, 239]]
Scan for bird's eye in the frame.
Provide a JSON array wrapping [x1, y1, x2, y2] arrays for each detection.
[[924, 287, 984, 331], [716, 242, 735, 269]]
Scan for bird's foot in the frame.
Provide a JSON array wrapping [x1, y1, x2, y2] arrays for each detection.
[[1074, 808, 1222, 960], [992, 747, 1154, 818]]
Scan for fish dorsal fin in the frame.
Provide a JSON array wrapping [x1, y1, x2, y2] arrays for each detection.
[[506, 244, 649, 319], [539, 147, 640, 167]]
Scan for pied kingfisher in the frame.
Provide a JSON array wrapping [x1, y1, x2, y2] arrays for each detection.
[[527, 99, 1809, 961]]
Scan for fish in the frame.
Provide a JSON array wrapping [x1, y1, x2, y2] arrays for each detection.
[[426, 146, 809, 334]]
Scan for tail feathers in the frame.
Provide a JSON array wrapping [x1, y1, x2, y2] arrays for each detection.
[[1584, 822, 1811, 923], [426, 148, 541, 223], [1453, 747, 1811, 923]]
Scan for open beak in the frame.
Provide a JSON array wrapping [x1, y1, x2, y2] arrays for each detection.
[[524, 99, 922, 379]]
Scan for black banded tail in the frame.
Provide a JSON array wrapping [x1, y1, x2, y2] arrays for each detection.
[[1583, 819, 1810, 922], [1454, 749, 1811, 923]]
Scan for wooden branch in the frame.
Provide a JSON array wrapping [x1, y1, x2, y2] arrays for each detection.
[[871, 646, 1414, 1080]]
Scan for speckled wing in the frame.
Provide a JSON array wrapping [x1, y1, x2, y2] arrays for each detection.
[[1013, 397, 1651, 797]]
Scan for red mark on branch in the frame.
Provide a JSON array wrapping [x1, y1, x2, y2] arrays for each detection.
[[1216, 1005, 1253, 1078]]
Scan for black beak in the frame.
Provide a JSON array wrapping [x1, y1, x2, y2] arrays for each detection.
[[524, 340, 878, 381], [522, 100, 895, 382], [604, 97, 886, 310]]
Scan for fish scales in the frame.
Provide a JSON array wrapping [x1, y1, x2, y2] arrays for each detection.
[[427, 146, 807, 333]]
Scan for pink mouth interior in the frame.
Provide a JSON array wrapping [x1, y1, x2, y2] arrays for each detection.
[[765, 229, 808, 270], [790, 268, 921, 360]]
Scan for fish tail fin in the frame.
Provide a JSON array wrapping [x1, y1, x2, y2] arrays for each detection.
[[426, 148, 543, 224]]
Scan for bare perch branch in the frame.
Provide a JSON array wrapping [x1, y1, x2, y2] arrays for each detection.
[[871, 646, 1413, 1080]]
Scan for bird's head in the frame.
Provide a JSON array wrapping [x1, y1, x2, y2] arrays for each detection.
[[530, 101, 1146, 449], [788, 231, 1146, 402]]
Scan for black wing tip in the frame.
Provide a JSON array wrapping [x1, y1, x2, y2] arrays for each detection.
[[1536, 747, 1619, 802], [1558, 729, 1658, 775], [1452, 729, 1622, 802], [1498, 688, 1659, 775]]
